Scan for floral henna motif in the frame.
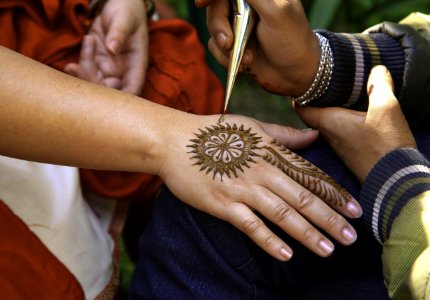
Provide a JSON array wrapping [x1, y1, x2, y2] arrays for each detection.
[[187, 123, 352, 206], [187, 123, 261, 179]]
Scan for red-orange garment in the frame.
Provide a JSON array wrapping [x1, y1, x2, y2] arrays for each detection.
[[0, 200, 85, 299], [0, 0, 225, 203]]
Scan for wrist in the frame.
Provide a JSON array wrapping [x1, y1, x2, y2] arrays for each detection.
[[287, 33, 321, 96], [288, 33, 334, 105], [89, 0, 156, 18]]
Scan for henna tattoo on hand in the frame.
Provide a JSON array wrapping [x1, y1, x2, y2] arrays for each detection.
[[187, 123, 352, 206], [187, 123, 261, 179], [261, 140, 351, 206]]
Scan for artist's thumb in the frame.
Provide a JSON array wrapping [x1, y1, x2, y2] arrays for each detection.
[[366, 65, 398, 118]]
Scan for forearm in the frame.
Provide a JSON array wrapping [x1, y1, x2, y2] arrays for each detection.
[[360, 148, 430, 299], [0, 45, 183, 174], [312, 29, 404, 111]]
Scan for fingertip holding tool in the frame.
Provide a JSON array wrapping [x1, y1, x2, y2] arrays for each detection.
[[219, 0, 255, 122]]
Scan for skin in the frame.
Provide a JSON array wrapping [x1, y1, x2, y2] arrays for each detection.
[[64, 0, 149, 95], [297, 66, 417, 182], [0, 46, 361, 261]]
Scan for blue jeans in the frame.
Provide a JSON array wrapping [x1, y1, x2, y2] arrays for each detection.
[[129, 130, 430, 299]]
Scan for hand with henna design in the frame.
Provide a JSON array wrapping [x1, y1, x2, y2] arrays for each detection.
[[1, 44, 360, 262], [158, 113, 362, 261]]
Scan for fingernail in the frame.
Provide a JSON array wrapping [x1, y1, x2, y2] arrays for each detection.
[[301, 128, 314, 132], [217, 33, 227, 49], [347, 201, 362, 218], [319, 240, 334, 255], [280, 248, 293, 261], [341, 227, 357, 244]]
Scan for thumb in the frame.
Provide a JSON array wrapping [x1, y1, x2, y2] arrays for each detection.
[[104, 13, 134, 55], [258, 121, 319, 150], [367, 65, 397, 113]]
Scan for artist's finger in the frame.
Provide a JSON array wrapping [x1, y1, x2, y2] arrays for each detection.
[[366, 65, 398, 122], [225, 202, 294, 261], [251, 186, 336, 257], [247, 0, 306, 27], [206, 0, 233, 51], [265, 174, 358, 246], [258, 121, 319, 150], [208, 37, 229, 67], [297, 105, 364, 135]]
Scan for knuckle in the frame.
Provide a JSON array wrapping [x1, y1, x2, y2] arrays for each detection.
[[273, 203, 293, 221], [262, 234, 277, 249], [303, 226, 318, 242], [296, 189, 314, 210], [241, 217, 263, 235], [326, 213, 342, 228]]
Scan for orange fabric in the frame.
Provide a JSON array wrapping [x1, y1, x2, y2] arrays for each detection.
[[0, 200, 85, 299], [0, 0, 90, 70], [0, 0, 225, 203]]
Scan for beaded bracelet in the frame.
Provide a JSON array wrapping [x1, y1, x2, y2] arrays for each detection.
[[290, 33, 334, 106], [89, 0, 156, 19]]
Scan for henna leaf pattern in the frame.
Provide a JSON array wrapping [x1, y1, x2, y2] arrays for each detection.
[[261, 140, 351, 206]]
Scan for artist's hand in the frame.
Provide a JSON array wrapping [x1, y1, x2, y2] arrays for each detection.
[[297, 66, 417, 182], [64, 0, 149, 95], [158, 114, 362, 261], [196, 0, 319, 96]]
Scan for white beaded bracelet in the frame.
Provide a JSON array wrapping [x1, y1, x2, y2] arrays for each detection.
[[290, 33, 334, 106]]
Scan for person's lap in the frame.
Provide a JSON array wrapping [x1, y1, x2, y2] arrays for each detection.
[[129, 128, 430, 299]]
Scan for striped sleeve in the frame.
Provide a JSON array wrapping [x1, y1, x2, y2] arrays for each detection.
[[360, 148, 430, 299], [360, 148, 430, 244], [312, 30, 405, 111]]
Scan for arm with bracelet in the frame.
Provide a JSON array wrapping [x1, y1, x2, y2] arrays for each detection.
[[299, 12, 430, 128], [199, 0, 430, 298]]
